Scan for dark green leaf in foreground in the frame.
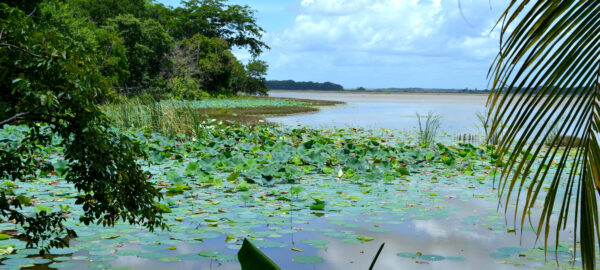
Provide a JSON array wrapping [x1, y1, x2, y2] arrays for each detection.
[[237, 238, 281, 270]]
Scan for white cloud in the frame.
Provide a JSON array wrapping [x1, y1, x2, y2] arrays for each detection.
[[274, 0, 446, 53], [259, 0, 506, 88]]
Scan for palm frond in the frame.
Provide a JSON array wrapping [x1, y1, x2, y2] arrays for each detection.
[[489, 1, 600, 269]]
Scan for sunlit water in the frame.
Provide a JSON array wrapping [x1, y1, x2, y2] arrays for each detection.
[[267, 90, 488, 135]]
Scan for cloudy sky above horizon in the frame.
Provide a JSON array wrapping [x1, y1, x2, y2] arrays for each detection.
[[158, 0, 506, 89]]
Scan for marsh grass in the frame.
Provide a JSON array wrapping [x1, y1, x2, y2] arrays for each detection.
[[545, 122, 584, 148], [416, 112, 441, 146], [476, 110, 501, 145], [102, 96, 341, 137], [457, 133, 480, 144]]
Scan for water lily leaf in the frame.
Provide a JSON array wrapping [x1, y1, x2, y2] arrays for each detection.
[[34, 205, 52, 214], [48, 247, 77, 255], [356, 236, 374, 242], [445, 256, 467, 261], [49, 262, 77, 269], [292, 256, 324, 264], [397, 252, 418, 258], [309, 204, 324, 210], [198, 250, 220, 257], [155, 203, 172, 213], [185, 161, 199, 176], [419, 254, 445, 261], [2, 257, 35, 266], [159, 256, 182, 262], [88, 263, 112, 269], [15, 195, 31, 206], [114, 249, 139, 256], [137, 252, 165, 259], [301, 239, 329, 249]]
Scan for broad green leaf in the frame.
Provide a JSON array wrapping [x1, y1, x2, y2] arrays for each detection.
[[237, 238, 281, 270]]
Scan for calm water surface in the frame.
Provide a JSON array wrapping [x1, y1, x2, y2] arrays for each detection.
[[268, 90, 489, 135]]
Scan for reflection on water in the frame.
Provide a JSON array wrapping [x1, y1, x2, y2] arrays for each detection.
[[80, 179, 573, 270], [268, 91, 488, 134]]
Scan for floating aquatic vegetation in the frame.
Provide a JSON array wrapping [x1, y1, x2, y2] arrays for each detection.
[[0, 123, 589, 269]]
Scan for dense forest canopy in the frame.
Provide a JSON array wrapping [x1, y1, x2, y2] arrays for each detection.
[[266, 80, 344, 91], [3, 0, 270, 99]]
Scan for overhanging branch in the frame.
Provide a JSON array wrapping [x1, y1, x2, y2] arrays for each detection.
[[0, 43, 48, 59], [0, 111, 33, 127], [0, 110, 73, 127]]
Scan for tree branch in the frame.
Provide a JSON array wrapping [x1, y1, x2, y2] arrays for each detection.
[[0, 43, 48, 59], [0, 111, 33, 127], [26, 8, 36, 18], [0, 109, 73, 127]]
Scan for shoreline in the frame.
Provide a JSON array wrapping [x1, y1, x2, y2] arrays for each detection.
[[268, 89, 490, 105], [269, 89, 491, 96]]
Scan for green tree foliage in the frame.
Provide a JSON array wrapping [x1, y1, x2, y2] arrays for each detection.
[[489, 1, 600, 269], [266, 80, 345, 91], [64, 0, 270, 97], [143, 2, 174, 27], [172, 35, 238, 96], [0, 2, 165, 251], [168, 76, 209, 100], [232, 60, 269, 96], [69, 0, 146, 25], [171, 0, 269, 56], [94, 28, 131, 86], [104, 14, 173, 89]]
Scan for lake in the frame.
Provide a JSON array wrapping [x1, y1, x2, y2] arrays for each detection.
[[0, 94, 584, 270], [268, 90, 489, 135]]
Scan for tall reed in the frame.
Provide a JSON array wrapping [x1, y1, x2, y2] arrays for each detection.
[[416, 112, 441, 146], [102, 96, 211, 138], [476, 109, 501, 145]]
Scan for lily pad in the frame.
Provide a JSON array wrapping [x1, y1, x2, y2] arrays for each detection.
[[419, 254, 445, 261], [292, 256, 325, 264], [397, 252, 418, 258], [301, 239, 329, 249], [198, 250, 220, 257], [88, 263, 112, 269], [49, 262, 77, 269], [158, 256, 182, 262]]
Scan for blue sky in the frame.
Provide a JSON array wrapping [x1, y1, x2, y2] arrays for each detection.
[[157, 0, 505, 89]]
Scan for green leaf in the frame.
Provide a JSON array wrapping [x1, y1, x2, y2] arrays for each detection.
[[292, 256, 324, 264], [15, 195, 31, 206], [309, 204, 324, 211], [356, 236, 374, 242], [227, 172, 240, 181], [396, 167, 410, 176], [237, 238, 281, 270], [185, 161, 199, 176], [155, 203, 172, 213], [33, 205, 52, 214]]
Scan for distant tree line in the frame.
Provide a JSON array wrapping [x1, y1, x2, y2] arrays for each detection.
[[367, 88, 491, 93], [267, 80, 344, 91]]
